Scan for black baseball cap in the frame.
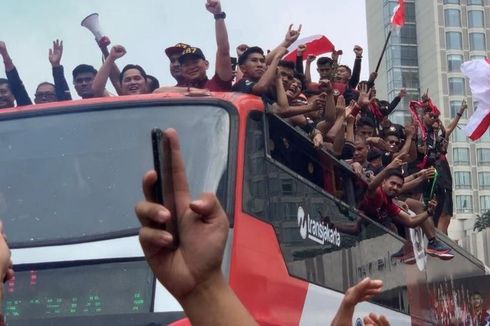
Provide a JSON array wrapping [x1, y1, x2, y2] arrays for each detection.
[[164, 43, 190, 58], [178, 47, 206, 64]]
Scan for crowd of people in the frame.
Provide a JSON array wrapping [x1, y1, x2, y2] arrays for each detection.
[[0, 0, 476, 324], [429, 280, 490, 326]]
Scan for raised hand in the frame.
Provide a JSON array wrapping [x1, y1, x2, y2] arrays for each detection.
[[306, 54, 316, 64], [363, 313, 391, 326], [236, 44, 249, 57], [357, 83, 372, 107], [318, 79, 333, 93], [205, 0, 222, 15], [343, 277, 383, 307], [336, 95, 346, 117], [0, 221, 14, 284], [332, 49, 343, 62], [135, 129, 229, 302], [460, 99, 468, 111], [311, 93, 327, 111], [387, 156, 404, 169], [398, 88, 407, 98], [353, 45, 363, 57], [49, 39, 63, 67], [332, 277, 385, 326], [345, 100, 357, 117], [297, 44, 306, 56], [284, 24, 302, 46], [109, 45, 126, 61], [0, 41, 7, 56]]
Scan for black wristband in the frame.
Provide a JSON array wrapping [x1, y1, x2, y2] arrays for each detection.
[[457, 112, 463, 117], [214, 12, 226, 20]]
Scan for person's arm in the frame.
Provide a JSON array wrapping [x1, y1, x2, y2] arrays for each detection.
[[295, 44, 305, 74], [206, 0, 233, 82], [366, 137, 389, 152], [348, 45, 363, 89], [234, 44, 248, 83], [311, 128, 323, 149], [272, 102, 323, 118], [274, 71, 289, 110], [319, 79, 336, 123], [250, 47, 288, 95], [304, 54, 315, 85], [0, 221, 15, 319], [366, 71, 377, 90], [367, 157, 403, 195], [265, 24, 301, 65], [0, 41, 32, 106], [394, 125, 415, 162], [331, 277, 384, 326], [108, 60, 123, 95], [49, 40, 72, 101], [445, 100, 467, 138], [384, 88, 406, 116], [357, 82, 372, 112], [324, 95, 347, 156], [345, 112, 355, 144], [135, 129, 257, 326], [97, 42, 123, 95], [92, 45, 126, 97], [394, 200, 436, 228], [401, 168, 435, 193]]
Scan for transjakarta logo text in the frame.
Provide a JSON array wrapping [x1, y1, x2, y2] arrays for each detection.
[[297, 206, 341, 247]]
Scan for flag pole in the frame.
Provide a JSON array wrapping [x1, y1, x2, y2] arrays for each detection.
[[375, 30, 392, 73]]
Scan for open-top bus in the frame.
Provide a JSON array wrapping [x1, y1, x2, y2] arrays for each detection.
[[0, 92, 488, 325]]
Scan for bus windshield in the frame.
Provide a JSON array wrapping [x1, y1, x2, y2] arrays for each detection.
[[0, 104, 230, 246]]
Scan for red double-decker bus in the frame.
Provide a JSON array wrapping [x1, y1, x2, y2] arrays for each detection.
[[0, 92, 488, 325]]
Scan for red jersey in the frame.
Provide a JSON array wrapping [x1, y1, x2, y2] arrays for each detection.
[[359, 186, 401, 221]]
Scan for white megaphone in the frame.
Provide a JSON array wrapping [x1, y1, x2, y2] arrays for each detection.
[[81, 13, 111, 47]]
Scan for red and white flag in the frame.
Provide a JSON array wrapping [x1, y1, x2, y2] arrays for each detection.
[[461, 59, 490, 140], [391, 0, 405, 27], [282, 35, 335, 62]]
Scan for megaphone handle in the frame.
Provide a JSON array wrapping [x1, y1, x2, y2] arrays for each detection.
[[99, 42, 110, 59]]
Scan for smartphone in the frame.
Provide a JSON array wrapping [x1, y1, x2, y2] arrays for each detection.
[[151, 128, 179, 248], [231, 57, 238, 71], [350, 103, 361, 117]]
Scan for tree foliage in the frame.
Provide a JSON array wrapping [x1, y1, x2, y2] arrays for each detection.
[[473, 210, 490, 232]]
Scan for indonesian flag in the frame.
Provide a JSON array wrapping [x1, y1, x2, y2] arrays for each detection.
[[461, 59, 490, 140], [282, 35, 335, 62], [391, 0, 405, 27]]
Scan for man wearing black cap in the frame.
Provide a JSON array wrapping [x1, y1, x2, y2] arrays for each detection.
[[232, 46, 287, 96], [164, 43, 189, 85], [176, 0, 233, 91]]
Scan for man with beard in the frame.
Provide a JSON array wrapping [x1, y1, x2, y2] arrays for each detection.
[[359, 157, 451, 257], [164, 43, 190, 86], [176, 0, 233, 91]]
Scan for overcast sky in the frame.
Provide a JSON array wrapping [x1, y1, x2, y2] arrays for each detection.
[[1, 0, 368, 98]]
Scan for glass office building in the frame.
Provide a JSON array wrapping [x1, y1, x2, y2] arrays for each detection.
[[366, 0, 490, 240]]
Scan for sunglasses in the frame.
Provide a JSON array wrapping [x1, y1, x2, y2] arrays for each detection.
[[388, 140, 400, 146]]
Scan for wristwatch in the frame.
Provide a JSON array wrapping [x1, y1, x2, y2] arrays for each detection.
[[214, 12, 226, 20]]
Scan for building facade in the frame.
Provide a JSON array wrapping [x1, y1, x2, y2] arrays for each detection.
[[366, 0, 490, 241]]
